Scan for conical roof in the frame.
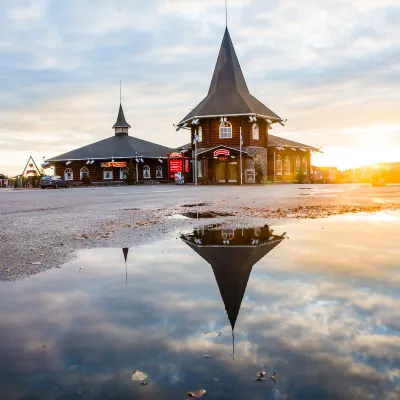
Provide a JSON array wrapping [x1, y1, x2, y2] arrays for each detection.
[[178, 28, 282, 125], [182, 227, 284, 329], [122, 248, 129, 262], [113, 104, 131, 129]]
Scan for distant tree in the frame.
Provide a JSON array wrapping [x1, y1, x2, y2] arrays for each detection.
[[81, 171, 91, 186], [296, 169, 306, 183], [124, 160, 136, 185], [254, 155, 264, 184]]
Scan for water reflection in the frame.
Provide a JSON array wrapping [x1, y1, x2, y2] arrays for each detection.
[[182, 225, 285, 359], [0, 214, 399, 399]]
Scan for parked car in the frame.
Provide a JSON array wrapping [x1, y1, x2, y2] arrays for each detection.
[[40, 176, 70, 189]]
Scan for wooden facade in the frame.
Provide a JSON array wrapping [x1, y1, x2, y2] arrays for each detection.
[[267, 149, 311, 182], [54, 158, 169, 183]]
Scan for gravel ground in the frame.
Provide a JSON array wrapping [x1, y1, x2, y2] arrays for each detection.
[[1, 183, 399, 281]]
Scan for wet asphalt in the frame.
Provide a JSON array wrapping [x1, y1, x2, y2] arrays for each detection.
[[1, 184, 399, 281]]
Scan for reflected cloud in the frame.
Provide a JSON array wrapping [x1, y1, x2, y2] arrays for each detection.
[[0, 215, 398, 398]]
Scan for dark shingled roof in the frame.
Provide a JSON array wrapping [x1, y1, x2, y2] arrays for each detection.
[[181, 227, 284, 329], [47, 135, 175, 161], [113, 104, 131, 129], [179, 28, 282, 125], [268, 134, 320, 152]]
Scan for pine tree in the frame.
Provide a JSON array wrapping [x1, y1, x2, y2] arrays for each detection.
[[124, 160, 136, 185]]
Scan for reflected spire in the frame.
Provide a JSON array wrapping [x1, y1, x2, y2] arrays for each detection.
[[181, 225, 285, 355], [122, 248, 129, 284]]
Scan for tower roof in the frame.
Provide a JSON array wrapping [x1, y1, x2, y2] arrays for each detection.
[[113, 103, 131, 129], [178, 28, 282, 126], [181, 226, 284, 329]]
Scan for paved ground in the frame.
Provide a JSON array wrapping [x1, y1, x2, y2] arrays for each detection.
[[1, 184, 399, 281]]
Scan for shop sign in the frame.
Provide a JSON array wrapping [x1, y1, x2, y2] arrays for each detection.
[[169, 159, 183, 173], [100, 162, 127, 168], [169, 152, 183, 158], [218, 156, 228, 161], [245, 169, 256, 183], [214, 149, 230, 157]]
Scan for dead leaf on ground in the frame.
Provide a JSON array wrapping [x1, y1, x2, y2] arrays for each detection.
[[132, 370, 148, 382], [188, 388, 206, 398]]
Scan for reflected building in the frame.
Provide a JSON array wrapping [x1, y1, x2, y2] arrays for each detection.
[[181, 226, 284, 333]]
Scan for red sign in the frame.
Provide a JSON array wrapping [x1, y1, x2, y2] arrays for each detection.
[[218, 156, 228, 161], [169, 152, 183, 158], [169, 159, 183, 173], [185, 159, 189, 173], [214, 149, 230, 156]]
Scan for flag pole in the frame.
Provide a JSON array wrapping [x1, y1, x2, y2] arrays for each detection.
[[240, 126, 243, 185], [194, 130, 198, 186]]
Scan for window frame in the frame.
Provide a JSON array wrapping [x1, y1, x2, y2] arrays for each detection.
[[143, 165, 151, 179], [103, 168, 113, 180], [252, 123, 259, 140], [120, 167, 128, 180], [64, 168, 73, 181], [198, 126, 202, 143], [276, 155, 283, 176], [295, 156, 301, 173], [284, 156, 291, 175], [80, 167, 89, 180], [156, 165, 163, 179], [302, 157, 308, 174], [219, 121, 232, 139]]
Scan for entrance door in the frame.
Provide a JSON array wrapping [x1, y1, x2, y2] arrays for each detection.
[[228, 162, 238, 183], [215, 162, 226, 183]]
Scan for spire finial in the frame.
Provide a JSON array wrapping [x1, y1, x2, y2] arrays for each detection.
[[120, 80, 122, 103], [225, 0, 228, 27]]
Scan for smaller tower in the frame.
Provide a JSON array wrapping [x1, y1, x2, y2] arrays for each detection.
[[113, 104, 131, 136]]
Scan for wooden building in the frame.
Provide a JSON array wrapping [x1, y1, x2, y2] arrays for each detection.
[[47, 104, 190, 184], [175, 27, 320, 184]]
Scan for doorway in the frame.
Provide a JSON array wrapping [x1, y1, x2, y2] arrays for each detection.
[[228, 162, 238, 183], [215, 162, 226, 183]]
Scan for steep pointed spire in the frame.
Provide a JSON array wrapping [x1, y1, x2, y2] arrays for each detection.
[[181, 226, 284, 330], [113, 103, 131, 135], [178, 28, 282, 126]]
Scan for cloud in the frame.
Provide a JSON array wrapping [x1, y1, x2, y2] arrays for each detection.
[[0, 0, 399, 174]]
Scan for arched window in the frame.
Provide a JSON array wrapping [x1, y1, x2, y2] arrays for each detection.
[[156, 165, 163, 179], [284, 156, 291, 175], [80, 167, 89, 180], [221, 228, 234, 244], [252, 123, 259, 140], [120, 168, 127, 180], [143, 165, 150, 179], [219, 121, 232, 138], [295, 156, 301, 173], [302, 157, 308, 174], [276, 155, 283, 175], [103, 168, 113, 180], [198, 126, 202, 143], [64, 168, 73, 180]]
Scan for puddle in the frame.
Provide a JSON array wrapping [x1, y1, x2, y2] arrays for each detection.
[[0, 212, 399, 399]]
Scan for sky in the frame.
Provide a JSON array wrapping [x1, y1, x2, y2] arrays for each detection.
[[0, 0, 399, 175]]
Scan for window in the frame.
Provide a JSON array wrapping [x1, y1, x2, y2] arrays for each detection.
[[295, 156, 301, 173], [198, 126, 202, 142], [219, 121, 232, 138], [284, 156, 291, 175], [80, 167, 89, 180], [156, 165, 163, 179], [143, 165, 150, 179], [302, 157, 308, 174], [120, 168, 127, 180], [252, 123, 259, 140], [276, 155, 283, 175], [64, 168, 73, 180], [103, 168, 113, 180]]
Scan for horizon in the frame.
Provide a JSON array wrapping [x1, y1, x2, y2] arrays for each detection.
[[1, 0, 399, 175]]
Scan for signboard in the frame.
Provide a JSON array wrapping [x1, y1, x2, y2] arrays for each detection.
[[169, 152, 183, 158], [100, 162, 127, 168], [218, 156, 228, 161], [214, 149, 230, 157], [185, 159, 189, 173], [245, 169, 256, 184], [169, 159, 183, 173]]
